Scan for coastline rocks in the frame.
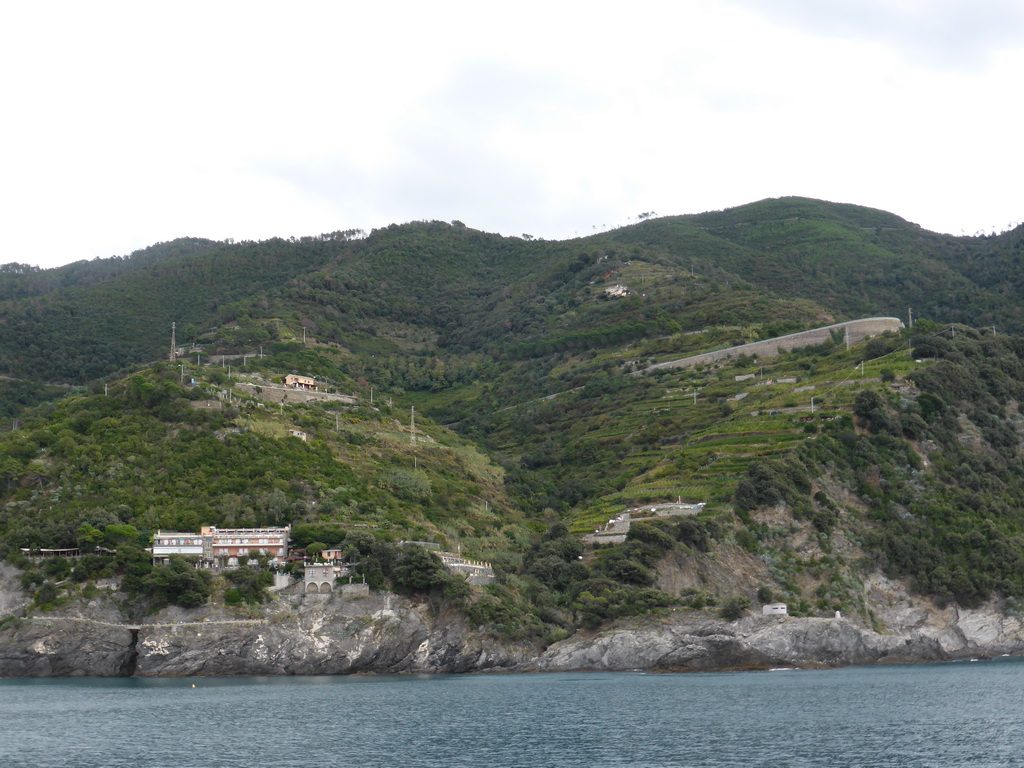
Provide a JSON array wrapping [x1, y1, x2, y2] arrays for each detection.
[[4, 571, 1024, 677], [0, 617, 136, 677], [528, 614, 947, 672], [133, 592, 533, 677]]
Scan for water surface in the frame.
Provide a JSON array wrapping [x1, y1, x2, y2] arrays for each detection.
[[2, 660, 1023, 767]]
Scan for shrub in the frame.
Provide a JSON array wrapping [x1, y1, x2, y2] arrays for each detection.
[[718, 596, 751, 621], [128, 556, 212, 609], [34, 581, 60, 607], [223, 567, 274, 604]]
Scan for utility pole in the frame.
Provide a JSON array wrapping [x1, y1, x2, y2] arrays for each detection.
[[169, 322, 176, 362], [196, 354, 201, 366], [410, 406, 416, 444], [908, 307, 913, 329], [179, 364, 185, 384], [811, 396, 816, 414]]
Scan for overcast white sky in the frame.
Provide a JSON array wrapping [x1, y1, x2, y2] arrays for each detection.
[[2, 0, 1022, 269]]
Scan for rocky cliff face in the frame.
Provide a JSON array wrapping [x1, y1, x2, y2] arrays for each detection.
[[132, 592, 533, 677], [529, 614, 946, 672], [4, 565, 1024, 678], [0, 616, 137, 677]]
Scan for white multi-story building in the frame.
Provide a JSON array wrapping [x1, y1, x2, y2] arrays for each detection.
[[151, 525, 290, 567], [151, 531, 205, 563]]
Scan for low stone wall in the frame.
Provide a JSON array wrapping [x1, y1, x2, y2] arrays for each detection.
[[236, 383, 357, 406]]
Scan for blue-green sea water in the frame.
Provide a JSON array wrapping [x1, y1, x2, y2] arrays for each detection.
[[2, 660, 1024, 767]]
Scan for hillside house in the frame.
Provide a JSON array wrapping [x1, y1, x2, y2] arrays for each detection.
[[284, 374, 318, 390], [304, 563, 335, 593]]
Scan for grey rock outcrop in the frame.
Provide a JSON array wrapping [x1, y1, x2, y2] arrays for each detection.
[[134, 592, 531, 677], [0, 617, 137, 677], [528, 614, 947, 672]]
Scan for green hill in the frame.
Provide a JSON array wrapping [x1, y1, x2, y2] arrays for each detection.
[[5, 198, 1024, 637]]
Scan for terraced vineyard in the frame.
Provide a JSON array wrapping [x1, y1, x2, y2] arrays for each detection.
[[561, 326, 928, 532]]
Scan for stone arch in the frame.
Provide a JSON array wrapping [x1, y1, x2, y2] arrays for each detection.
[[306, 581, 319, 592], [319, 581, 332, 593]]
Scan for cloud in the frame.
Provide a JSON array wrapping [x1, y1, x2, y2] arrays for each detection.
[[1, 0, 1021, 267], [725, 0, 1024, 71], [254, 57, 615, 239]]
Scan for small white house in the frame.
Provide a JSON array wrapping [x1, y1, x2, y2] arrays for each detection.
[[762, 602, 788, 616]]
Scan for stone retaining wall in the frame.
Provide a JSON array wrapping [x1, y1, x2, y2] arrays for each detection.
[[236, 382, 357, 406], [643, 317, 904, 373]]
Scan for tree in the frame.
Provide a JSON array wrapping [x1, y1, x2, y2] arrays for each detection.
[[391, 545, 448, 595], [131, 556, 212, 609]]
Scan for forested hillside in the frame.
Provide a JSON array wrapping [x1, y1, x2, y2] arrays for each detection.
[[4, 197, 1024, 637]]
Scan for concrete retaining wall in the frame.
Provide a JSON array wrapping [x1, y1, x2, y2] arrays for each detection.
[[643, 317, 904, 373]]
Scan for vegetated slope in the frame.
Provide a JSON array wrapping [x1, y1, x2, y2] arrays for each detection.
[[0, 233, 360, 383], [0, 353, 519, 560], [469, 323, 1024, 630], [1, 198, 1020, 388], [610, 196, 1024, 333], [0, 238, 220, 301], [731, 325, 1024, 610]]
